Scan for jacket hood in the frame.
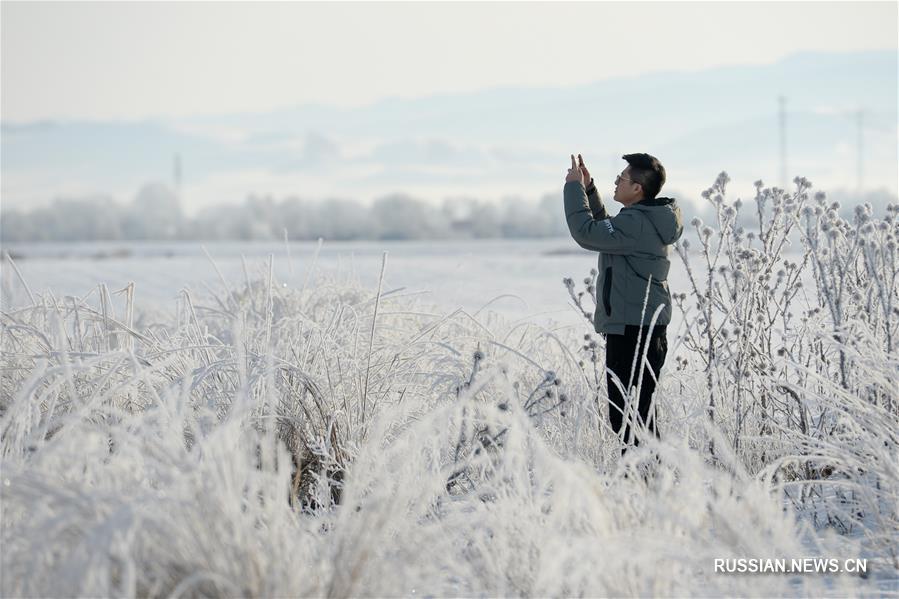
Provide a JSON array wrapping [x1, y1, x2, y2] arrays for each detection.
[[630, 196, 683, 245]]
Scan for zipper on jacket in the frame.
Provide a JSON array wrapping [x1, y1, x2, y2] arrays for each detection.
[[602, 266, 612, 316]]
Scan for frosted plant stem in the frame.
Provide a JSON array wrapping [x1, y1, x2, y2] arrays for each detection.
[[201, 244, 233, 308], [361, 251, 387, 430], [284, 228, 295, 279], [302, 237, 324, 297], [264, 254, 274, 353], [99, 283, 111, 352], [3, 251, 36, 306]]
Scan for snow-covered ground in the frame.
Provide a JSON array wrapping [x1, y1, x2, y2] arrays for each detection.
[[2, 183, 897, 597], [1, 238, 672, 328]]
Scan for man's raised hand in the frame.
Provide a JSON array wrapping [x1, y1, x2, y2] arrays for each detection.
[[578, 154, 592, 186], [565, 154, 584, 185]]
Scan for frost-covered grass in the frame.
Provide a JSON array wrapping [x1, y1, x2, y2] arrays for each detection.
[[1, 176, 897, 597], [671, 175, 898, 570]]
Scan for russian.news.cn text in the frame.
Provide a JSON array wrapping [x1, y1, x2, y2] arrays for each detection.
[[714, 558, 866, 574]]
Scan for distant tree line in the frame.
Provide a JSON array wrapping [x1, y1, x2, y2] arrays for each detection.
[[0, 183, 571, 242], [2, 181, 894, 243]]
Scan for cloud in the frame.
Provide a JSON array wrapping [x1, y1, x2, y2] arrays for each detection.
[[270, 131, 341, 172], [167, 122, 250, 147], [811, 105, 840, 115], [0, 169, 137, 211], [366, 138, 484, 167]]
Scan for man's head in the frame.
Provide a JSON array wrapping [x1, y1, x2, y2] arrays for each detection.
[[613, 153, 666, 206]]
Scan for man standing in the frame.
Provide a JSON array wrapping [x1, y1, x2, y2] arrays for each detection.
[[563, 153, 683, 454]]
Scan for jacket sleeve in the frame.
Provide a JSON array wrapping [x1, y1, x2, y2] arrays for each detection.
[[585, 179, 609, 220], [564, 180, 643, 254]]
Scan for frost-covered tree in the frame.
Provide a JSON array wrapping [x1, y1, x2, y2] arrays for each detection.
[[123, 182, 183, 239]]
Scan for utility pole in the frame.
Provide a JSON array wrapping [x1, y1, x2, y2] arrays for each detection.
[[778, 95, 787, 189]]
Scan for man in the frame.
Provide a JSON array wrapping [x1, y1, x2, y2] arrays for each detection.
[[563, 153, 683, 454]]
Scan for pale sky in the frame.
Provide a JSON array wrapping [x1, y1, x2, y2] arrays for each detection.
[[2, 1, 897, 123]]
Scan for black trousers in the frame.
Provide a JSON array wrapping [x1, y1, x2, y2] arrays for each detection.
[[604, 325, 667, 454]]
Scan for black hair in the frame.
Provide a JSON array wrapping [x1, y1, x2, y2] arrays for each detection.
[[622, 153, 666, 200]]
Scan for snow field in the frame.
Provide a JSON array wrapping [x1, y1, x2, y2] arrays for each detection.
[[1, 175, 897, 596]]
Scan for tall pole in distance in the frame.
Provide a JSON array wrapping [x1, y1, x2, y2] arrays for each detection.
[[778, 95, 787, 190]]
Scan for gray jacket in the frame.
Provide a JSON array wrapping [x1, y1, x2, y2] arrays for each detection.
[[563, 180, 683, 335]]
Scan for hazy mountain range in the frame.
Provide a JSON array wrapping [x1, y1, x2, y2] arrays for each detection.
[[2, 49, 896, 217]]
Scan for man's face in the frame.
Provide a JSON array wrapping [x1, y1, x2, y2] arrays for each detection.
[[613, 166, 643, 206]]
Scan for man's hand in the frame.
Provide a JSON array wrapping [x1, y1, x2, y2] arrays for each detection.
[[578, 154, 593, 188], [565, 154, 584, 185]]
